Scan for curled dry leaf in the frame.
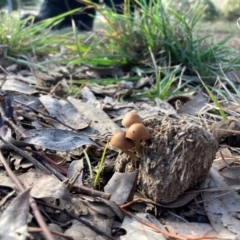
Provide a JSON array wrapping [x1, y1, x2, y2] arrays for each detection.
[[210, 119, 240, 147]]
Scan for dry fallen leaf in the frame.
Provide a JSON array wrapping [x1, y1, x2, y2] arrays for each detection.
[[165, 220, 214, 238], [177, 91, 208, 114], [2, 79, 36, 95], [0, 189, 30, 240], [104, 171, 138, 205], [120, 214, 166, 240], [0, 172, 71, 200], [39, 95, 90, 130], [68, 97, 120, 135], [201, 167, 240, 239], [221, 166, 240, 186], [22, 128, 98, 151]]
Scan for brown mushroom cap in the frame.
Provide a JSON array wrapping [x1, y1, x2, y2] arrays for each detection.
[[126, 123, 150, 140], [109, 131, 135, 150], [121, 112, 143, 128]]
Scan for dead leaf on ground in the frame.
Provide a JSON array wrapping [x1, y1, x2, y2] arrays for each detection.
[[165, 220, 214, 238], [68, 97, 120, 135], [177, 91, 208, 114], [22, 128, 98, 151], [221, 166, 240, 186], [2, 79, 36, 95], [67, 159, 83, 186], [162, 192, 200, 208], [81, 86, 97, 101], [120, 214, 166, 240], [213, 147, 238, 170], [104, 171, 138, 205], [0, 189, 30, 240], [39, 95, 90, 130], [211, 119, 240, 147], [201, 167, 240, 239], [20, 172, 70, 200], [65, 220, 107, 240]]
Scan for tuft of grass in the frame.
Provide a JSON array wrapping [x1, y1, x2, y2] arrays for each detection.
[[69, 0, 240, 84], [0, 10, 80, 69], [1, 0, 240, 104]]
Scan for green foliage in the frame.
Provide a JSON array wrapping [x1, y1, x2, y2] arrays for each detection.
[[200, 77, 228, 120], [93, 143, 108, 189], [0, 0, 239, 103], [137, 65, 183, 99], [0, 11, 78, 70], [69, 0, 237, 87], [222, 0, 240, 21]]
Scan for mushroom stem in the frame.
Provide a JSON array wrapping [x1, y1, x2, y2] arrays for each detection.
[[134, 140, 142, 157], [123, 150, 139, 161]]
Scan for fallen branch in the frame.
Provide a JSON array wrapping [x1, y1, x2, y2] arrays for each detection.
[[28, 227, 73, 240]]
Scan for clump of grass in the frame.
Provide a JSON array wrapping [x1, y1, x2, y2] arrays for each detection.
[[70, 0, 240, 84], [0, 11, 82, 69]]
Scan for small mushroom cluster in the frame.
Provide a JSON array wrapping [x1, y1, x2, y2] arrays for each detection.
[[109, 112, 150, 160]]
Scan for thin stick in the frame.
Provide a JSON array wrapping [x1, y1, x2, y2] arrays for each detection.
[[28, 227, 73, 240], [0, 151, 55, 240]]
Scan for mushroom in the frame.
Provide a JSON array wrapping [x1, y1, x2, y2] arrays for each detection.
[[121, 112, 143, 128], [109, 131, 138, 160], [126, 123, 150, 156]]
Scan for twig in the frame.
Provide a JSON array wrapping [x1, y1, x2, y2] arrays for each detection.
[[28, 227, 73, 240], [0, 151, 55, 240], [120, 197, 164, 208]]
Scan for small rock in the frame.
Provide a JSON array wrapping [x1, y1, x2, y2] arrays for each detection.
[[115, 117, 218, 203]]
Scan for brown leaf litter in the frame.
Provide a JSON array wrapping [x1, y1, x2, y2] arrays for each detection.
[[0, 69, 239, 240]]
